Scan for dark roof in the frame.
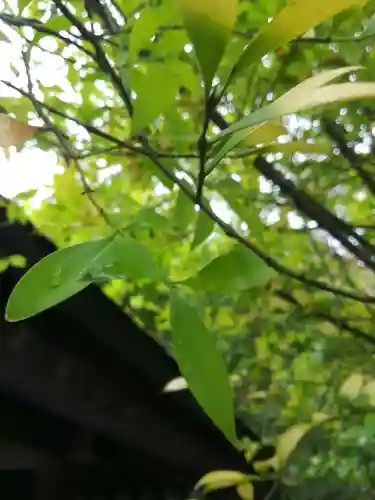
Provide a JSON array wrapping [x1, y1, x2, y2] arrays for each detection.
[[0, 206, 274, 499]]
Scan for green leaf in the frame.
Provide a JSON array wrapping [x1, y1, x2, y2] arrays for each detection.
[[196, 471, 249, 492], [0, 259, 9, 273], [129, 7, 161, 61], [183, 245, 276, 294], [215, 66, 358, 142], [236, 482, 254, 500], [275, 423, 311, 468], [84, 232, 166, 282], [132, 66, 181, 133], [6, 232, 166, 321], [340, 372, 364, 398], [44, 15, 72, 33], [255, 140, 331, 156], [244, 121, 286, 146], [172, 188, 196, 233], [364, 413, 375, 435], [191, 210, 214, 249], [142, 156, 174, 190], [363, 13, 375, 35], [17, 0, 32, 14], [177, 0, 238, 88], [169, 289, 236, 442], [231, 0, 367, 83], [130, 208, 170, 231], [9, 254, 27, 268], [6, 238, 110, 322], [207, 67, 372, 170]]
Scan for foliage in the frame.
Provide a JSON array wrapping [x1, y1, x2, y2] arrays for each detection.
[[2, 0, 375, 497]]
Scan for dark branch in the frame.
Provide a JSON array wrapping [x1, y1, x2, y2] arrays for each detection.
[[51, 0, 133, 115]]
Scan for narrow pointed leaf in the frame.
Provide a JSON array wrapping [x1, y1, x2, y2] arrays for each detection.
[[172, 188, 196, 233], [233, 0, 366, 81], [244, 121, 286, 146], [132, 67, 180, 133], [191, 210, 214, 249], [340, 372, 364, 399], [207, 70, 375, 171], [6, 238, 110, 322], [170, 290, 236, 442], [129, 7, 161, 60], [83, 232, 167, 282], [236, 482, 254, 500], [183, 245, 276, 294], [255, 141, 330, 156], [216, 67, 359, 141], [6, 232, 166, 322], [196, 471, 249, 492], [18, 0, 32, 14], [275, 423, 311, 468], [177, 0, 238, 88]]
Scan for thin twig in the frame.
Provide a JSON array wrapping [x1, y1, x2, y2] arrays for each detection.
[[0, 81, 141, 153], [139, 138, 375, 304], [322, 119, 375, 198], [21, 50, 112, 227], [51, 0, 133, 115], [196, 91, 210, 201], [0, 13, 94, 57], [278, 290, 375, 347], [7, 9, 375, 305]]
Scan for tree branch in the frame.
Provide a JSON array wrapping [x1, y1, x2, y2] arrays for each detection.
[[0, 13, 94, 57], [21, 50, 112, 227], [277, 290, 375, 347], [322, 119, 375, 198], [209, 108, 375, 273], [51, 0, 133, 115], [140, 138, 375, 304]]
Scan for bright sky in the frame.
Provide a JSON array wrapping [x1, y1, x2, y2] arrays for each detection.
[[0, 26, 61, 202], [0, 9, 337, 232]]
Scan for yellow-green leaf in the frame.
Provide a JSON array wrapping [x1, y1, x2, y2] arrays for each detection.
[[132, 66, 181, 133], [207, 67, 375, 171], [183, 244, 276, 293], [311, 412, 330, 424], [191, 209, 214, 249], [362, 380, 375, 405], [255, 141, 330, 156], [232, 0, 367, 82], [170, 290, 236, 442], [236, 482, 254, 500], [244, 121, 286, 146], [129, 7, 161, 61], [172, 188, 196, 233], [196, 470, 249, 492], [177, 0, 238, 88], [340, 372, 364, 399], [215, 66, 358, 141], [275, 423, 311, 468], [18, 0, 32, 14]]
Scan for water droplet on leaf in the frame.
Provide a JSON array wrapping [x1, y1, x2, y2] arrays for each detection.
[[51, 267, 62, 289]]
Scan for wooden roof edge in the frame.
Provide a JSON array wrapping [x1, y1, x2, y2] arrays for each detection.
[[0, 207, 268, 473], [0, 206, 180, 388]]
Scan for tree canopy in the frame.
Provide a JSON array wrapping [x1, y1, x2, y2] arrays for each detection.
[[2, 0, 375, 498]]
